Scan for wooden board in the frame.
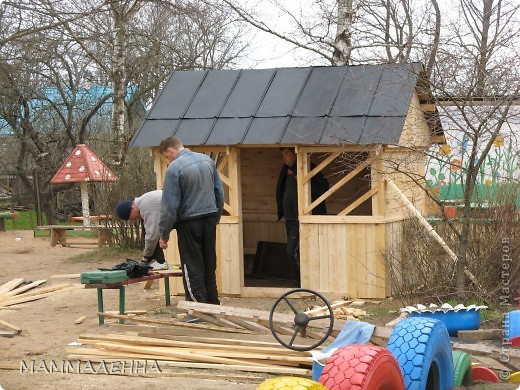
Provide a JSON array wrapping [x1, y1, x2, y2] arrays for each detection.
[[2, 280, 46, 297], [0, 278, 25, 296], [97, 313, 254, 334], [0, 318, 21, 333], [471, 355, 511, 372], [458, 329, 502, 340]]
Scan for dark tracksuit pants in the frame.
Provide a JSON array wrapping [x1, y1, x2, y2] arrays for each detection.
[[176, 214, 220, 305], [285, 219, 300, 282]]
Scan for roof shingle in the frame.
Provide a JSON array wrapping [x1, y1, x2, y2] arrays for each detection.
[[131, 63, 423, 147]]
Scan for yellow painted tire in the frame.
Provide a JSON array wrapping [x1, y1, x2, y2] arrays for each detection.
[[507, 371, 520, 383], [256, 376, 327, 390]]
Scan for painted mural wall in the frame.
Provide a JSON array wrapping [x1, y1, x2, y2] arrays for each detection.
[[426, 105, 520, 203]]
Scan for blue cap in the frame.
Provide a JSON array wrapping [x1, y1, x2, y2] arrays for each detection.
[[115, 200, 132, 220]]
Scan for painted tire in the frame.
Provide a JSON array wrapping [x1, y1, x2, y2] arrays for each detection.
[[318, 345, 405, 390], [387, 317, 454, 390], [471, 365, 500, 383], [507, 371, 520, 383], [256, 377, 327, 390], [510, 336, 520, 347], [452, 351, 472, 386]]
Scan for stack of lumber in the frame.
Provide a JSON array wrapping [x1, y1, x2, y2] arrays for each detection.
[[67, 332, 313, 376], [66, 300, 520, 380], [65, 300, 394, 377], [0, 278, 74, 309]]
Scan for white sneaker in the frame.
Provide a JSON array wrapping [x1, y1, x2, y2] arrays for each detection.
[[148, 260, 169, 270]]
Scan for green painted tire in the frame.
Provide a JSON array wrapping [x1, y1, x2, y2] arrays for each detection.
[[452, 351, 472, 386], [256, 376, 327, 390]]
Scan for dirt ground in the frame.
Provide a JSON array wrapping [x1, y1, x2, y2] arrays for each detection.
[[0, 230, 518, 390], [0, 230, 267, 389]]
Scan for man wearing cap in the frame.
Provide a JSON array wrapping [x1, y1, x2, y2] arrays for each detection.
[[115, 190, 168, 270]]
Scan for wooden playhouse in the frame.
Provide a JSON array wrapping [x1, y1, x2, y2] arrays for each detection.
[[130, 63, 444, 299]]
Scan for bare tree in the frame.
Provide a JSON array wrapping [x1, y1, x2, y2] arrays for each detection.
[[0, 0, 249, 222], [225, 0, 519, 300], [429, 0, 520, 298], [386, 0, 520, 299], [222, 0, 441, 66]]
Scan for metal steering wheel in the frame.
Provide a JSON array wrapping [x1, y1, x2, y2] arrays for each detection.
[[269, 288, 335, 351]]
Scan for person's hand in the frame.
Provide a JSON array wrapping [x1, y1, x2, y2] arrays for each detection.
[[159, 239, 169, 249]]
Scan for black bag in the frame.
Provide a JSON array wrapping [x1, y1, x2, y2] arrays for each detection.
[[100, 258, 152, 279]]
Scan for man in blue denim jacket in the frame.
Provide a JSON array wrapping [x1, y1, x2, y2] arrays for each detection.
[[159, 136, 224, 308]]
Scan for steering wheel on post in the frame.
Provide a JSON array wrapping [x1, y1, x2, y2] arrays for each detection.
[[268, 288, 335, 351]]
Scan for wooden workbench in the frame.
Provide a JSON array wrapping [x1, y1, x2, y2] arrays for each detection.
[[84, 270, 183, 325]]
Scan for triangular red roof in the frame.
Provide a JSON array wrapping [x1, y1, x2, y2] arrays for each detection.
[[50, 144, 118, 184]]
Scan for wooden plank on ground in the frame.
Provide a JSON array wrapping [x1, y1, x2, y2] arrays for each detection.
[[0, 284, 74, 307], [2, 280, 46, 297], [0, 362, 19, 370], [471, 355, 511, 371], [78, 333, 309, 357], [190, 310, 244, 329], [66, 353, 311, 376], [98, 313, 255, 334], [74, 316, 87, 324], [135, 334, 301, 350], [50, 274, 80, 279], [93, 341, 275, 367], [218, 314, 271, 333], [304, 300, 352, 316], [452, 340, 520, 360], [458, 329, 502, 340], [177, 300, 392, 341], [0, 318, 21, 333], [0, 279, 25, 296]]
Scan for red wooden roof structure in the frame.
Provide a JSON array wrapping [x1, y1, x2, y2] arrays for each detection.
[[50, 144, 117, 184]]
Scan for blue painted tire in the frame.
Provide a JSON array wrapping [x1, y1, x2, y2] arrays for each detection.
[[387, 317, 454, 390]]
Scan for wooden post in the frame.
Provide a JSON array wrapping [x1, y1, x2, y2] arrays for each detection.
[[295, 147, 310, 217], [218, 147, 243, 294], [371, 151, 385, 216], [80, 182, 91, 227]]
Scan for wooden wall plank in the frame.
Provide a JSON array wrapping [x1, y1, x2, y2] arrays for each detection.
[[375, 223, 387, 298], [336, 224, 349, 293], [305, 224, 320, 289], [219, 224, 243, 295], [346, 224, 358, 297], [318, 224, 329, 291], [355, 224, 368, 297]]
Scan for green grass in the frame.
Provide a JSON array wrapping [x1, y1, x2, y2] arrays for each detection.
[[4, 209, 45, 230]]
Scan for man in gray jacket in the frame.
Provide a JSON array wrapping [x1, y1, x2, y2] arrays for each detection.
[[159, 136, 224, 307], [115, 190, 168, 270]]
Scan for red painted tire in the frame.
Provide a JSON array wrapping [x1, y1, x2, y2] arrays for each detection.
[[510, 336, 520, 347], [471, 365, 500, 383], [319, 345, 405, 390]]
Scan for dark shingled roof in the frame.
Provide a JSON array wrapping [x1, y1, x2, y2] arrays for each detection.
[[131, 63, 426, 147]]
